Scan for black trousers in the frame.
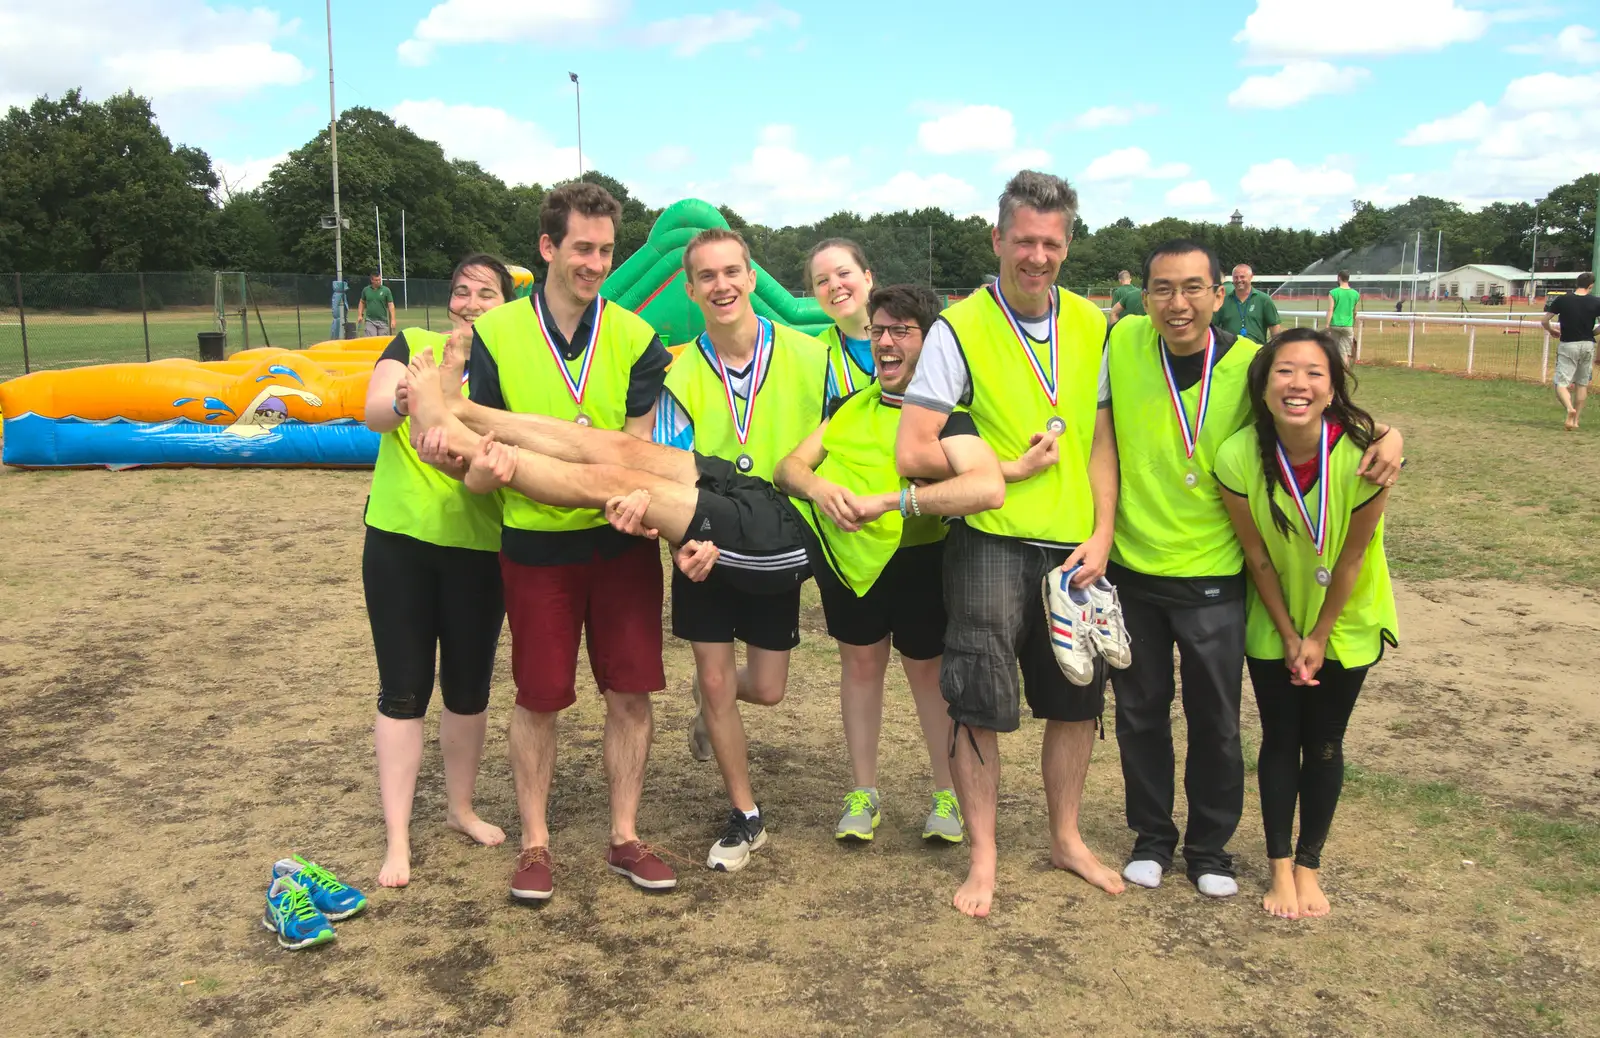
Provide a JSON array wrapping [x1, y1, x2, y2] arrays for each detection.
[[1248, 657, 1367, 870], [1111, 592, 1245, 879]]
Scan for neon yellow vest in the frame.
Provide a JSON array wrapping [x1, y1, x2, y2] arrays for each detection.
[[818, 324, 876, 404], [1214, 428, 1400, 666], [793, 386, 945, 596], [1107, 319, 1260, 577], [662, 319, 827, 481], [365, 329, 502, 551], [474, 296, 656, 533], [943, 286, 1103, 543]]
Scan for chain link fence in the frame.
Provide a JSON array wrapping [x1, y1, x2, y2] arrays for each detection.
[[0, 272, 453, 380]]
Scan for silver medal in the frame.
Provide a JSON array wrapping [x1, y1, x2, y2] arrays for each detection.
[[1314, 566, 1332, 587], [1184, 470, 1199, 488], [574, 412, 592, 427], [735, 452, 754, 473], [1046, 416, 1066, 435]]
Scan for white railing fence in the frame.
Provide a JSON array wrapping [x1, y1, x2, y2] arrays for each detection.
[[1278, 310, 1554, 383]]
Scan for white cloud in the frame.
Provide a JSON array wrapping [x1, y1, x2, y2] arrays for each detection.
[[853, 172, 979, 214], [1507, 24, 1600, 63], [1235, 0, 1489, 62], [1228, 62, 1370, 109], [1237, 159, 1358, 226], [1401, 101, 1493, 144], [1081, 147, 1190, 183], [634, 6, 800, 57], [691, 124, 852, 225], [390, 99, 582, 187], [399, 0, 622, 65], [215, 152, 289, 196], [646, 144, 694, 172], [0, 1, 308, 109], [1068, 103, 1158, 130], [994, 148, 1052, 173], [1165, 180, 1216, 207], [916, 105, 1016, 155]]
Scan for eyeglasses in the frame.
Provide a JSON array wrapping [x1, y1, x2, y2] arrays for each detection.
[[867, 323, 920, 342], [1146, 283, 1221, 302]]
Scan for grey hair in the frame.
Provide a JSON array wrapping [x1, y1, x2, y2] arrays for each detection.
[[996, 170, 1078, 237]]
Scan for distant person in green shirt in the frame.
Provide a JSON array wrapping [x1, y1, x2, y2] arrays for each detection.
[[1109, 269, 1145, 324], [359, 273, 397, 338], [1324, 271, 1359, 359], [1215, 264, 1281, 345]]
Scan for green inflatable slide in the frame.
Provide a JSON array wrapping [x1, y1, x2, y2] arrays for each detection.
[[601, 199, 829, 345]]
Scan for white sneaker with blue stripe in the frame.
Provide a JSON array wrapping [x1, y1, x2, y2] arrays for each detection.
[[1043, 564, 1097, 686], [1085, 577, 1133, 670]]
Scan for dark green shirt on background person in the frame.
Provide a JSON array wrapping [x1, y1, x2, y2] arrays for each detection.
[[1215, 288, 1279, 344], [1111, 283, 1146, 317]]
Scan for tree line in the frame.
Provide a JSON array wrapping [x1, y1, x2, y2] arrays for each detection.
[[2, 90, 1594, 289]]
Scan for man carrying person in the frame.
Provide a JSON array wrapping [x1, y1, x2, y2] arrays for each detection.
[[1103, 240, 1407, 900], [1541, 272, 1599, 431], [359, 273, 397, 338], [1325, 271, 1359, 359], [461, 182, 675, 900], [406, 280, 1005, 870], [1108, 270, 1145, 325], [897, 170, 1123, 918], [1215, 263, 1281, 345]]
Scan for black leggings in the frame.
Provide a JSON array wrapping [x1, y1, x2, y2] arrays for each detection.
[[1247, 656, 1368, 870], [363, 526, 504, 719]]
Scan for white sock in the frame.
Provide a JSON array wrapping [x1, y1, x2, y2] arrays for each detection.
[[741, 806, 760, 820], [1123, 860, 1163, 888], [1197, 873, 1239, 898]]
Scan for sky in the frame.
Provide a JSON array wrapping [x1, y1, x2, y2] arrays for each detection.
[[2, 0, 1597, 231]]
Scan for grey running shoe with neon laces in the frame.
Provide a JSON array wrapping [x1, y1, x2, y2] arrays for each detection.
[[922, 789, 964, 843], [834, 787, 881, 842], [688, 673, 713, 762]]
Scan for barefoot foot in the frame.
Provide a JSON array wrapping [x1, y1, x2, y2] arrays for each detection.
[[1051, 838, 1125, 895], [1294, 865, 1330, 918], [953, 856, 996, 918], [379, 841, 411, 888], [1566, 407, 1578, 431], [447, 810, 507, 847], [1262, 858, 1298, 919]]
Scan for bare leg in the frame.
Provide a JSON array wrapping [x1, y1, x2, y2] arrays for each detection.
[[902, 656, 954, 792], [603, 691, 653, 845], [1574, 384, 1588, 428], [374, 714, 423, 887], [508, 705, 556, 850], [439, 708, 505, 846], [839, 640, 891, 789], [1557, 384, 1577, 430], [695, 642, 756, 811], [1043, 719, 1125, 895], [738, 647, 791, 707], [950, 724, 998, 917], [1263, 857, 1299, 918], [453, 398, 697, 483]]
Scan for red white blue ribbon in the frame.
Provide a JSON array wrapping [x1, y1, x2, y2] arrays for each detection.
[[989, 284, 1057, 406], [1275, 419, 1330, 556], [535, 294, 602, 412], [1160, 328, 1216, 459], [703, 317, 772, 447]]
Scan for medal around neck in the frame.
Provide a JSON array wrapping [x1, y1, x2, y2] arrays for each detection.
[[705, 318, 772, 465], [1314, 566, 1332, 587], [735, 453, 754, 473], [574, 413, 592, 427], [990, 284, 1058, 408], [1046, 416, 1066, 435], [537, 294, 602, 426], [1274, 419, 1332, 569]]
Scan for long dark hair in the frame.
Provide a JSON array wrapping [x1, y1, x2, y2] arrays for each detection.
[[1246, 328, 1378, 536], [451, 252, 517, 305]]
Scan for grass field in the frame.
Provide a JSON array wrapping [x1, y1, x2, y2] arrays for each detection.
[[1, 366, 1597, 1036]]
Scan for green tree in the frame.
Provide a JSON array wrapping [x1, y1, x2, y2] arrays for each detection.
[[0, 90, 218, 271]]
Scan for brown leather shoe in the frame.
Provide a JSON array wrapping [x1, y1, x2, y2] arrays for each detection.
[[510, 846, 554, 901], [606, 840, 678, 891]]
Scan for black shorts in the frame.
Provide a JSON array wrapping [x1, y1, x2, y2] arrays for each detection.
[[363, 526, 505, 719], [939, 521, 1106, 733], [671, 566, 803, 650], [685, 453, 811, 595], [813, 538, 946, 660]]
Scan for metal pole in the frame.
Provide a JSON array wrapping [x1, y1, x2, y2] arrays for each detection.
[[295, 279, 303, 348], [327, 0, 344, 336], [569, 72, 583, 180], [14, 273, 28, 374], [138, 272, 151, 362], [401, 209, 408, 309], [1413, 230, 1421, 308], [1530, 198, 1543, 302], [1397, 241, 1406, 308], [1433, 229, 1442, 300], [376, 205, 383, 282]]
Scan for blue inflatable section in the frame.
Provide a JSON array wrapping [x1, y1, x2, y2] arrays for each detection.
[[3, 414, 380, 469]]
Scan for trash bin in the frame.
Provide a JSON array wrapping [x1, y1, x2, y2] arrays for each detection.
[[197, 331, 226, 362], [343, 321, 359, 340]]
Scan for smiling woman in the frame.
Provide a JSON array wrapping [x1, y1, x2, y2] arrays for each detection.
[[808, 238, 877, 407]]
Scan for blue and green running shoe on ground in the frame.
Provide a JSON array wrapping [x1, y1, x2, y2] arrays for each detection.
[[272, 855, 368, 921], [834, 787, 881, 841], [922, 789, 964, 844], [262, 876, 336, 950]]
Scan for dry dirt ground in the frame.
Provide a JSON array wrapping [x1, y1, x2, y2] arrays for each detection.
[[1, 465, 1597, 1038]]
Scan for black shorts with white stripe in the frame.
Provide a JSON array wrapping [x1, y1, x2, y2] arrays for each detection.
[[683, 452, 812, 595]]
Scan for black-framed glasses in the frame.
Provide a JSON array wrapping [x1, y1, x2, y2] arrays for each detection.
[[1146, 283, 1221, 301], [868, 323, 920, 342]]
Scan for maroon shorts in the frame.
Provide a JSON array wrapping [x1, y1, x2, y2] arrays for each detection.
[[500, 538, 665, 712]]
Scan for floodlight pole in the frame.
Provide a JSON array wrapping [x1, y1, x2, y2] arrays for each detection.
[[569, 72, 583, 181], [326, 0, 345, 335], [401, 209, 408, 308], [1413, 230, 1421, 306], [1433, 229, 1442, 300], [1530, 197, 1545, 301], [1592, 183, 1600, 278]]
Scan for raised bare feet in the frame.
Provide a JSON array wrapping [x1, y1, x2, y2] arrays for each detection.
[[1294, 865, 1330, 918], [379, 836, 411, 888], [440, 327, 470, 401], [446, 810, 507, 847], [953, 847, 996, 918], [405, 349, 449, 436], [1262, 858, 1298, 919], [1051, 837, 1126, 895]]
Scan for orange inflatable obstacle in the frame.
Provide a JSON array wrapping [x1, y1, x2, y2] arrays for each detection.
[[0, 340, 389, 468]]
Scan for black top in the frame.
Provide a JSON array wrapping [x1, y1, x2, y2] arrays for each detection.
[[1167, 328, 1238, 392], [1546, 292, 1600, 343]]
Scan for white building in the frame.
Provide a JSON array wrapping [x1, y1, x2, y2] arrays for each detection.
[[1425, 264, 1529, 299]]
